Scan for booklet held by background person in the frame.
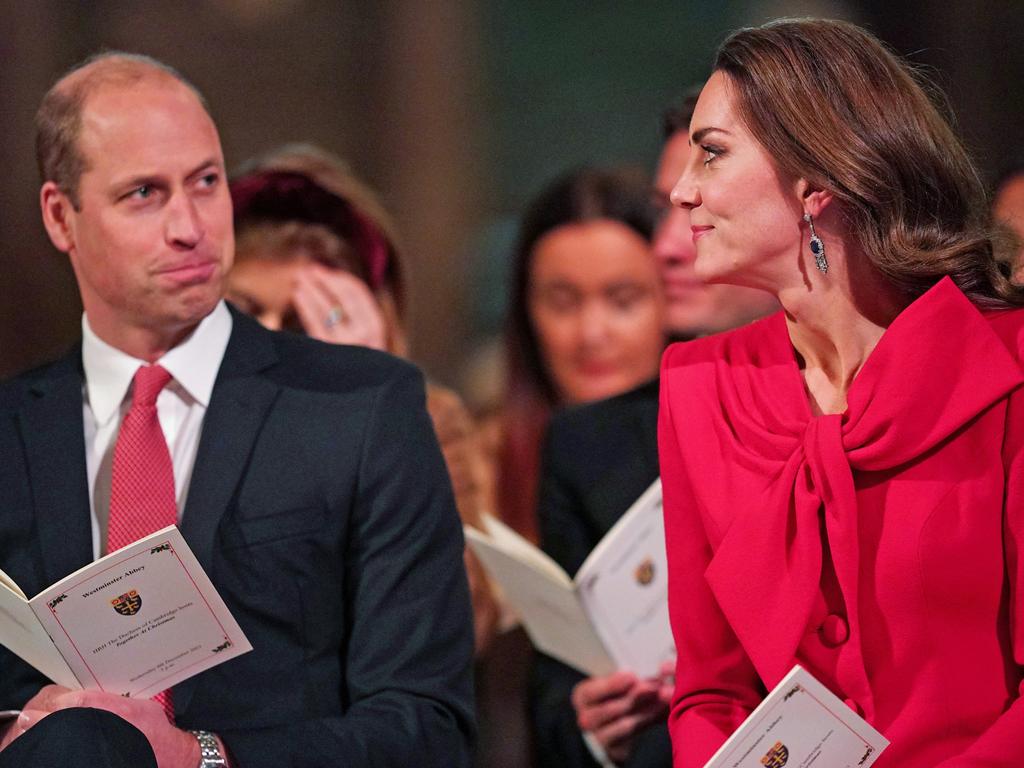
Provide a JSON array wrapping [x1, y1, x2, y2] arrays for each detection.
[[465, 479, 673, 678], [702, 665, 889, 768], [0, 525, 251, 698]]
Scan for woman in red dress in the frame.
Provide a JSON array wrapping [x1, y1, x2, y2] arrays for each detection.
[[659, 19, 1024, 767]]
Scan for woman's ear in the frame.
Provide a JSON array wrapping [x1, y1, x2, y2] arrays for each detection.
[[795, 178, 834, 218]]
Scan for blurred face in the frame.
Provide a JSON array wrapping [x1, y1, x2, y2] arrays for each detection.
[[653, 129, 778, 336], [670, 71, 805, 293], [227, 255, 307, 333], [528, 219, 665, 405], [994, 174, 1024, 274], [46, 76, 233, 352]]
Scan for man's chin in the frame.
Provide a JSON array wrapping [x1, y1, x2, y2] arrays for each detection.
[[664, 304, 719, 340], [156, 291, 223, 334]]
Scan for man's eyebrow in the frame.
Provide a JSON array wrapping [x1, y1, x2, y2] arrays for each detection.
[[186, 158, 221, 178], [690, 127, 731, 144], [110, 173, 164, 194], [110, 158, 221, 192]]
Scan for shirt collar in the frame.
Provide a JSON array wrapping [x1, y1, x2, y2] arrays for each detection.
[[82, 301, 233, 426]]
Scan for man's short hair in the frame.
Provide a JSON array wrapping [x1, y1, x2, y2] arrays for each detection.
[[661, 85, 703, 139], [34, 51, 207, 209]]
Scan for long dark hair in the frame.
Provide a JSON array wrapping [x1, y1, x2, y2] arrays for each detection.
[[715, 18, 1024, 308], [499, 167, 657, 539]]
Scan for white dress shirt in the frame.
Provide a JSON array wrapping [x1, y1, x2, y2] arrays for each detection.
[[81, 301, 233, 559]]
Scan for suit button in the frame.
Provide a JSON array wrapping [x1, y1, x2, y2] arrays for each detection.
[[819, 613, 849, 647], [844, 697, 864, 717]]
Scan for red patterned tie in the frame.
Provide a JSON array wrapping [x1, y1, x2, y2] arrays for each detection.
[[108, 364, 176, 722]]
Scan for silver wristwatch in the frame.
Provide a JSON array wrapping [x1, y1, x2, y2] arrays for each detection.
[[190, 730, 227, 768]]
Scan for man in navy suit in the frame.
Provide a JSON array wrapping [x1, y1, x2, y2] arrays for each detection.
[[0, 52, 473, 767]]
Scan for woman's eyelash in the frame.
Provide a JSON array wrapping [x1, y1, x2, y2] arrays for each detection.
[[701, 145, 724, 165]]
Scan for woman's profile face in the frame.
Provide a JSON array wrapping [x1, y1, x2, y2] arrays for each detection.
[[671, 71, 805, 292], [528, 218, 665, 405]]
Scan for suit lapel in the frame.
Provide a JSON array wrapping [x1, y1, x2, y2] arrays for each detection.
[[633, 382, 659, 477], [180, 310, 280, 572], [18, 351, 94, 588], [175, 311, 279, 716], [589, 383, 661, 533]]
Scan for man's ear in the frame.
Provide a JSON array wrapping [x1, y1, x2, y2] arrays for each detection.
[[796, 178, 833, 219], [40, 181, 76, 254]]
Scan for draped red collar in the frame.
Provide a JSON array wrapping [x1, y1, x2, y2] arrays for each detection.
[[697, 277, 1024, 717]]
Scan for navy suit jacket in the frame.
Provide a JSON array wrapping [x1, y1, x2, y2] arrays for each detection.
[[0, 308, 475, 767], [530, 379, 670, 768]]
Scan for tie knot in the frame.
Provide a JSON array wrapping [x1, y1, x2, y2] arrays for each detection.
[[132, 365, 172, 407]]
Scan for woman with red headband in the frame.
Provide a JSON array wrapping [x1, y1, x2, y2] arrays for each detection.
[[227, 144, 499, 654]]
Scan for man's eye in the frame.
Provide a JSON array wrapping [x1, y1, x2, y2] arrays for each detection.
[[198, 173, 219, 188], [131, 185, 153, 199]]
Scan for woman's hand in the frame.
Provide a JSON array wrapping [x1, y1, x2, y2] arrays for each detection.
[[292, 263, 388, 350]]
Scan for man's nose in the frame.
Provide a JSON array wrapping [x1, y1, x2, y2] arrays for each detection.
[[165, 193, 205, 248]]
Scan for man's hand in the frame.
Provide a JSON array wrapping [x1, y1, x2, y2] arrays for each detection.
[[571, 661, 675, 764], [2, 686, 199, 767]]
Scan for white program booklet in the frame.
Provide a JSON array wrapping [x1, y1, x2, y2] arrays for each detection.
[[465, 479, 673, 678], [703, 665, 889, 768], [0, 525, 251, 697]]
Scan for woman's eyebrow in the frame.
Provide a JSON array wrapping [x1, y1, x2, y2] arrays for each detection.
[[690, 126, 731, 144]]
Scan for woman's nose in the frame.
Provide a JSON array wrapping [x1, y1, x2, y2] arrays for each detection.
[[670, 173, 699, 210]]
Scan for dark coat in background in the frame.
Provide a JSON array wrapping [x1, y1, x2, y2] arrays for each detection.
[[530, 378, 670, 768]]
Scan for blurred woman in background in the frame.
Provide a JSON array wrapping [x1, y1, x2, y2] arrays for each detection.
[[227, 143, 500, 654], [496, 168, 666, 541], [992, 159, 1024, 277]]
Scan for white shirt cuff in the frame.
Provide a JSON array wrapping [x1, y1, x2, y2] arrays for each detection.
[[582, 730, 618, 768]]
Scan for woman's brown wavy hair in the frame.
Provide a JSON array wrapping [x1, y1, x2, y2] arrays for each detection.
[[715, 18, 1024, 308]]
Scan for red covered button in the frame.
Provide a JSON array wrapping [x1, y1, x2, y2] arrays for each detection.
[[819, 613, 850, 647]]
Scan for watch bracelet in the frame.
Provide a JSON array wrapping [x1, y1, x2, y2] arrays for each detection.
[[189, 729, 227, 768]]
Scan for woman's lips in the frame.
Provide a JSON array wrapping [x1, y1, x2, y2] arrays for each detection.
[[691, 225, 714, 243]]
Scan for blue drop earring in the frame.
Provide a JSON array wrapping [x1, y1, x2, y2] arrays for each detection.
[[803, 213, 828, 273]]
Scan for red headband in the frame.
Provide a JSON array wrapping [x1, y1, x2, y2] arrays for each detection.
[[230, 169, 391, 291]]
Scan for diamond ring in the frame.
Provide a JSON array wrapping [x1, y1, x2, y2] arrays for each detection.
[[325, 305, 347, 328]]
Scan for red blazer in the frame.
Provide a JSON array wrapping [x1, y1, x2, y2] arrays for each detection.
[[659, 278, 1024, 767]]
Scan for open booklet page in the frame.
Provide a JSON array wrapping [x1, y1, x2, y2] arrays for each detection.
[[703, 665, 889, 768], [575, 480, 673, 679], [465, 478, 674, 679], [465, 521, 615, 676], [3, 525, 252, 698], [0, 574, 78, 688]]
